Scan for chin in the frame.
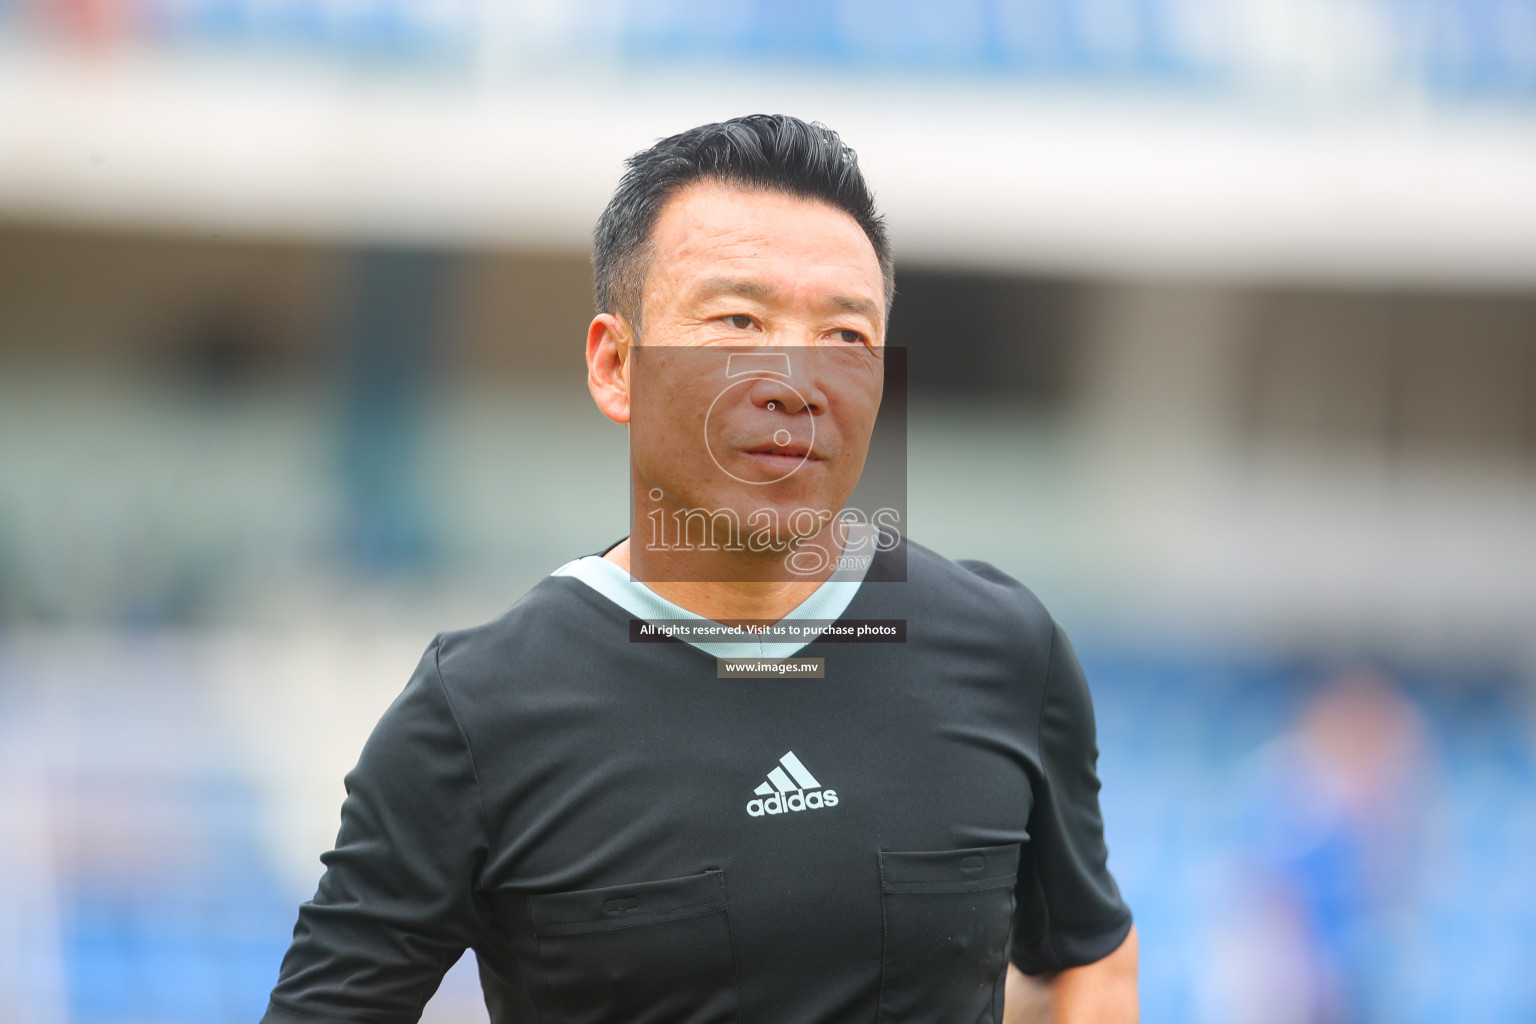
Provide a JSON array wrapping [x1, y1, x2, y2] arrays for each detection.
[[696, 491, 836, 550]]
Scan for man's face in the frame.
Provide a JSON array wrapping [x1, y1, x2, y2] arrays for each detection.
[[622, 182, 887, 565]]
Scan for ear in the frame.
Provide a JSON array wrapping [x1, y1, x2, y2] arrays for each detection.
[[586, 313, 633, 424]]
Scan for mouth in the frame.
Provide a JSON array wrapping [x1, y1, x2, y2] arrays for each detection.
[[741, 442, 818, 462]]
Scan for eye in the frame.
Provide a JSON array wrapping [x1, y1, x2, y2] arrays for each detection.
[[726, 314, 756, 330], [834, 328, 866, 345]]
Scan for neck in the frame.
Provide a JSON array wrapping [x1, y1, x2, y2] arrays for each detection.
[[603, 527, 847, 623]]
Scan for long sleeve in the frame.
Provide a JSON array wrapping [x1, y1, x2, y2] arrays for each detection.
[[263, 637, 493, 1023]]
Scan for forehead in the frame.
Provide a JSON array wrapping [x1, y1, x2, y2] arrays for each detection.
[[645, 182, 884, 308]]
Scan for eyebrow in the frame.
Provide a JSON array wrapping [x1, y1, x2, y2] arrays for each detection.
[[695, 277, 778, 303], [827, 293, 883, 322], [694, 277, 881, 323]]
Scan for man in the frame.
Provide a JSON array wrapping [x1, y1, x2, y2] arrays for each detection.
[[263, 114, 1136, 1024]]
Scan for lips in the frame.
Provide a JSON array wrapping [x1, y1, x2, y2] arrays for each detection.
[[744, 441, 814, 459]]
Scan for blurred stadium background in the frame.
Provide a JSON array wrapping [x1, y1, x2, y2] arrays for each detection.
[[2, 1, 1535, 1021]]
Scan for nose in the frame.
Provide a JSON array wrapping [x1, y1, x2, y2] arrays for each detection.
[[742, 350, 826, 416]]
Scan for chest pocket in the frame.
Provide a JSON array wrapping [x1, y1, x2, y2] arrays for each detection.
[[527, 869, 740, 1024], [876, 843, 1021, 1024]]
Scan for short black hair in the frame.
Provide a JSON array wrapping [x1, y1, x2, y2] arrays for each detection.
[[593, 114, 894, 331]]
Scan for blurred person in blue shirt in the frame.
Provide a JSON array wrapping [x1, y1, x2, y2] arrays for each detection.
[[1209, 669, 1432, 1024]]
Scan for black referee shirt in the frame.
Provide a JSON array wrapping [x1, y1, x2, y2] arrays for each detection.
[[262, 537, 1131, 1024]]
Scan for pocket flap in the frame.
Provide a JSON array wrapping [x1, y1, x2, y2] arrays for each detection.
[[529, 869, 728, 936], [879, 844, 1020, 894]]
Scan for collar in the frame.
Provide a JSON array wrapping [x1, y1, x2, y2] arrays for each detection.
[[551, 540, 872, 659]]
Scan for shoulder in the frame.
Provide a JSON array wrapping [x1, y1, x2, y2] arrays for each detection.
[[429, 568, 619, 699], [898, 537, 1057, 640]]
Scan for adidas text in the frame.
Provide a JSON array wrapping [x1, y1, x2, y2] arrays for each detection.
[[746, 751, 837, 817], [747, 789, 838, 816]]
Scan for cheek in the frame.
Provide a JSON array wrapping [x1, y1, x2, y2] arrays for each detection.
[[630, 388, 717, 486], [831, 380, 884, 448]]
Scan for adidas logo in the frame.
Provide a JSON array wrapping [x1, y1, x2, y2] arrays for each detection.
[[746, 751, 839, 817]]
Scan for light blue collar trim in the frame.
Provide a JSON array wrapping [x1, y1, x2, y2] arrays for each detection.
[[551, 551, 869, 659]]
